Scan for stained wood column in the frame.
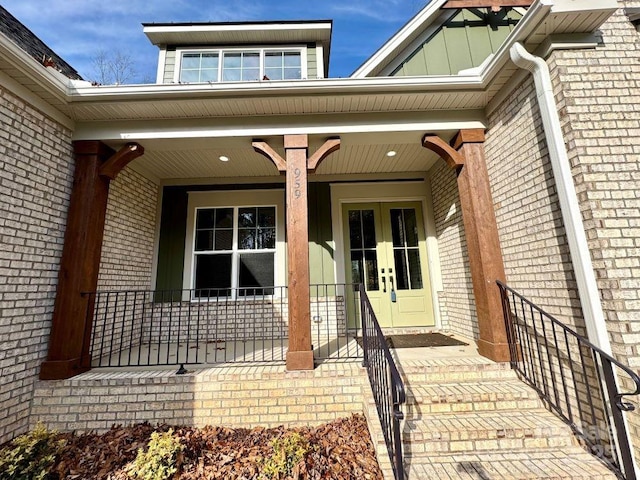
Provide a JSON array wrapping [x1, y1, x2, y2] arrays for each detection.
[[40, 141, 143, 380], [423, 129, 509, 362], [253, 136, 340, 371]]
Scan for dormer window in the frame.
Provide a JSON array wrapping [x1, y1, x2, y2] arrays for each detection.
[[176, 47, 306, 83]]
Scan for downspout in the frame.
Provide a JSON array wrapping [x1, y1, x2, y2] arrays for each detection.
[[509, 42, 612, 353]]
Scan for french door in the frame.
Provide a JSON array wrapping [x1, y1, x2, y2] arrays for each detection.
[[343, 201, 435, 328]]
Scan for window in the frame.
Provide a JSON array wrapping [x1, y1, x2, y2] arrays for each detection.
[[177, 48, 304, 83], [193, 206, 277, 297]]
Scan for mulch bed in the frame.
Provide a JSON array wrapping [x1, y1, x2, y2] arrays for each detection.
[[49, 414, 382, 479]]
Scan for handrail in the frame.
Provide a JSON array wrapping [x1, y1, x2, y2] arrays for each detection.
[[498, 281, 640, 480], [359, 284, 406, 480]]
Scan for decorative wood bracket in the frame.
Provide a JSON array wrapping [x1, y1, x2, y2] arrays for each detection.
[[442, 0, 532, 12], [253, 137, 341, 174], [422, 133, 465, 171], [252, 140, 287, 174], [99, 142, 145, 180]]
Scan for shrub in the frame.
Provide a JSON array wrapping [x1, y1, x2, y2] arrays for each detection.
[[0, 422, 65, 480], [261, 431, 309, 479], [125, 429, 183, 480]]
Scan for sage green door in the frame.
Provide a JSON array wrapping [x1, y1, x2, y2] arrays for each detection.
[[343, 202, 435, 328]]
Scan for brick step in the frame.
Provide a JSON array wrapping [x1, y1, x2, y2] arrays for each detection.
[[405, 378, 542, 412], [404, 446, 617, 479], [400, 409, 576, 454], [398, 358, 516, 384]]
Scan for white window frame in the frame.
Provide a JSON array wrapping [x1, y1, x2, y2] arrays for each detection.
[[183, 190, 286, 300], [174, 45, 308, 83]]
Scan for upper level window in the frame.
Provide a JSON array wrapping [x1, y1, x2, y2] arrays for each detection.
[[177, 47, 304, 83]]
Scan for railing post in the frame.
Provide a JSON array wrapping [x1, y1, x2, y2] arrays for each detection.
[[392, 384, 405, 480], [602, 360, 637, 480], [359, 284, 369, 368]]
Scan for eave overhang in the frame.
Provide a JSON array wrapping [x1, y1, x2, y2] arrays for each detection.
[[0, 0, 618, 126]]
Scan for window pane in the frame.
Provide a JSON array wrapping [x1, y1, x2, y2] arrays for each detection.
[[180, 69, 199, 83], [214, 230, 233, 251], [182, 54, 200, 69], [200, 68, 218, 82], [238, 208, 256, 227], [215, 208, 233, 228], [265, 52, 282, 68], [223, 53, 241, 68], [390, 209, 405, 247], [350, 250, 363, 284], [348, 210, 362, 249], [362, 210, 376, 248], [195, 230, 213, 251], [201, 53, 218, 68], [403, 209, 419, 247], [284, 68, 301, 80], [243, 52, 260, 67], [265, 68, 283, 80], [407, 249, 423, 289], [258, 207, 275, 227], [257, 228, 276, 249], [364, 250, 379, 291], [222, 69, 241, 81], [394, 250, 409, 290], [284, 52, 301, 67], [197, 209, 215, 229], [239, 253, 274, 295], [195, 254, 232, 294], [238, 229, 256, 250], [242, 68, 260, 81]]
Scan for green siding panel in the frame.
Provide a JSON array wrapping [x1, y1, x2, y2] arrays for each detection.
[[307, 44, 318, 79], [163, 49, 176, 83], [308, 183, 334, 285], [155, 186, 188, 293], [391, 8, 522, 77]]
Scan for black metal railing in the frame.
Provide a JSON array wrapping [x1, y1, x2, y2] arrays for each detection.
[[498, 281, 640, 480], [360, 284, 406, 480], [83, 284, 361, 368]]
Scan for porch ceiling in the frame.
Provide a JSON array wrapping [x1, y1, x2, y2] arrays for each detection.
[[116, 131, 448, 182]]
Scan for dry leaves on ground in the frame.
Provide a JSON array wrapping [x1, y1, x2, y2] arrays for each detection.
[[49, 413, 382, 479]]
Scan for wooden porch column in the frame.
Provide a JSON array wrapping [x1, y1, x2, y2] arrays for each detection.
[[422, 129, 509, 362], [253, 136, 340, 370], [40, 141, 144, 380]]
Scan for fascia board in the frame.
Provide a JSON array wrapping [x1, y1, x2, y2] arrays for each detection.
[[351, 0, 449, 78]]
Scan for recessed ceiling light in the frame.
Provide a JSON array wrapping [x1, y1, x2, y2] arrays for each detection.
[[386, 150, 397, 157], [219, 155, 229, 162]]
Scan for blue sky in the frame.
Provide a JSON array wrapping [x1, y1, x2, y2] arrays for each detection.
[[2, 0, 427, 83]]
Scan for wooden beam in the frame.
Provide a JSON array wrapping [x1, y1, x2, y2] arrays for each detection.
[[99, 142, 145, 180], [252, 140, 287, 174], [283, 134, 314, 370], [442, 0, 532, 11], [307, 137, 341, 173], [422, 130, 509, 362], [40, 141, 114, 380], [422, 133, 464, 171]]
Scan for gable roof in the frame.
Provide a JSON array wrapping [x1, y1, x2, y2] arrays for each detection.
[[351, 0, 450, 78], [0, 6, 82, 80]]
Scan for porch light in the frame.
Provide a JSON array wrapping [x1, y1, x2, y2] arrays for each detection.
[[219, 155, 230, 162], [386, 150, 397, 157]]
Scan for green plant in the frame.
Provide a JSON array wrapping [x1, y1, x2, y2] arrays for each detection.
[[0, 422, 65, 480], [125, 429, 183, 480], [260, 431, 309, 479]]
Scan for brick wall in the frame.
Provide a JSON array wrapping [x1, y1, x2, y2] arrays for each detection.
[[428, 159, 478, 340], [0, 86, 74, 443], [97, 167, 159, 290], [29, 363, 366, 433]]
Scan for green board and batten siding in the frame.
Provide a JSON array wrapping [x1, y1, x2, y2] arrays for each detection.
[[392, 9, 522, 77], [154, 183, 334, 291]]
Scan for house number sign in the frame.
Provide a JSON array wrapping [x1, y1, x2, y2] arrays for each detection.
[[294, 167, 302, 199]]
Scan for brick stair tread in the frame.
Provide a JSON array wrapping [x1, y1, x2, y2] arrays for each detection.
[[404, 446, 617, 479], [406, 378, 541, 406], [402, 409, 574, 444]]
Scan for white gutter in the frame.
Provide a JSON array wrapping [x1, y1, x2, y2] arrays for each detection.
[[509, 42, 612, 353]]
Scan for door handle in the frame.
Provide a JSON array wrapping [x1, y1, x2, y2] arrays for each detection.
[[381, 268, 386, 293], [389, 268, 396, 302]]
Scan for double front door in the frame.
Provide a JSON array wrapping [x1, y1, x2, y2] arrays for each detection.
[[343, 201, 435, 328]]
